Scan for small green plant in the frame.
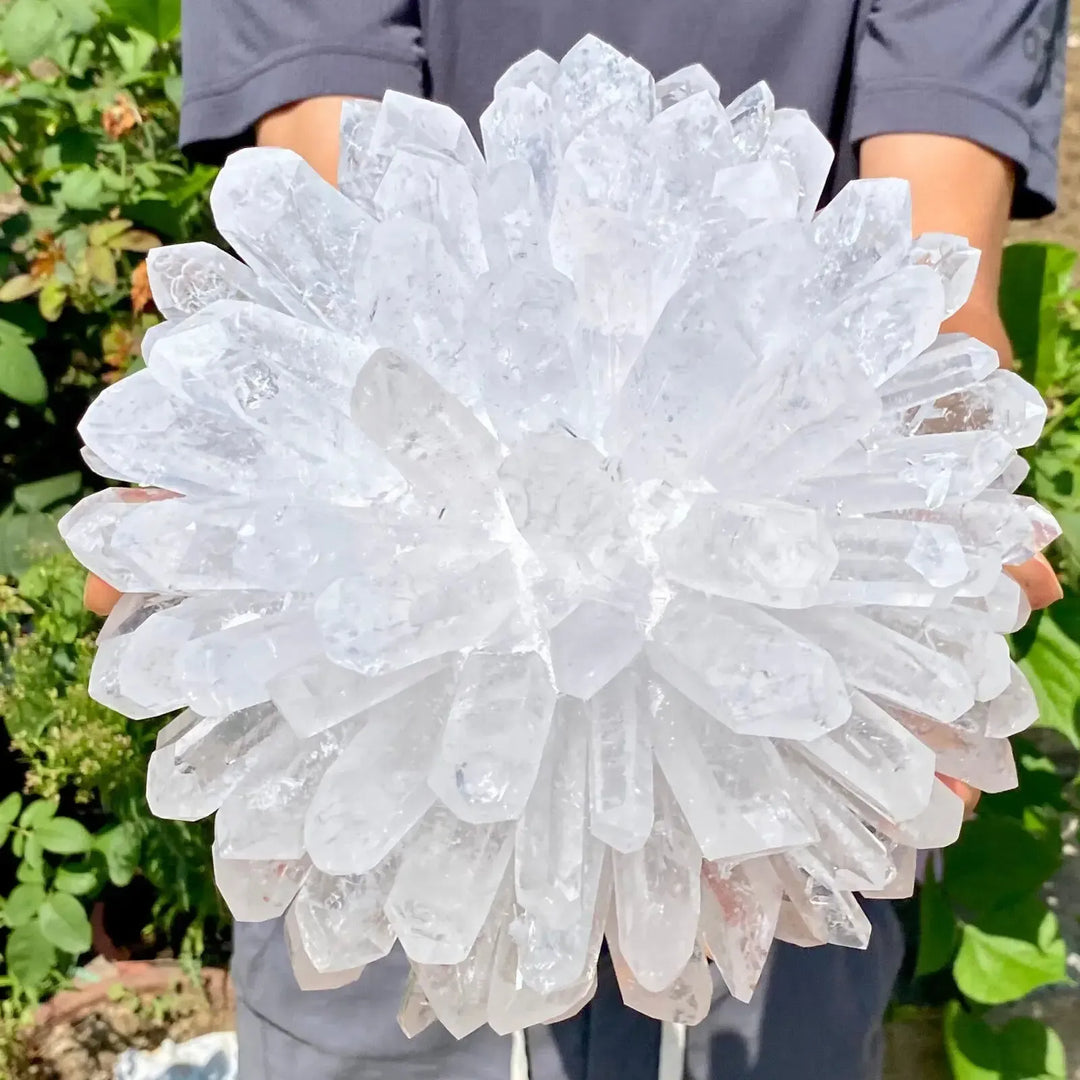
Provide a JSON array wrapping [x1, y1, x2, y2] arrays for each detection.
[[0, 552, 221, 1009], [893, 243, 1080, 1080], [0, 0, 216, 566]]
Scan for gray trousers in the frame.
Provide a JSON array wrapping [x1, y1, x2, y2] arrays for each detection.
[[234, 900, 903, 1080]]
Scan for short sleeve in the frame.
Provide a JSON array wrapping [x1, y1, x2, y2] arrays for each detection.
[[179, 0, 424, 164], [850, 0, 1068, 219]]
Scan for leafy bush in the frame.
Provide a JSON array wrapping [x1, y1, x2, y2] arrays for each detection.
[[888, 244, 1080, 1080], [0, 0, 215, 569], [0, 0, 221, 1021], [0, 552, 220, 1008]]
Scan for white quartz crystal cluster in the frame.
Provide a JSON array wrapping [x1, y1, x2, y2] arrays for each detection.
[[63, 36, 1057, 1034]]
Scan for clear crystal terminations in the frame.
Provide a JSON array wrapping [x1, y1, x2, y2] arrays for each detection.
[[63, 36, 1057, 1034]]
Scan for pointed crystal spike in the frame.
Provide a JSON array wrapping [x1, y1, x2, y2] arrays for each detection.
[[794, 691, 935, 824], [612, 775, 701, 992], [660, 496, 838, 608], [304, 670, 456, 874], [385, 803, 514, 965], [338, 96, 384, 207], [212, 844, 309, 922], [495, 49, 560, 95], [146, 242, 279, 320], [88, 592, 184, 719], [398, 973, 438, 1038], [765, 108, 834, 218], [656, 64, 720, 110], [147, 703, 296, 822], [288, 859, 398, 973], [370, 89, 486, 188], [699, 858, 783, 1002], [907, 232, 980, 317], [609, 921, 713, 1024], [587, 668, 654, 853], [649, 674, 816, 861], [209, 148, 375, 330], [429, 650, 557, 824], [780, 608, 975, 724], [879, 333, 1000, 410], [412, 887, 504, 1038], [771, 849, 871, 949], [725, 81, 774, 158], [648, 591, 850, 739], [283, 908, 366, 990], [809, 177, 912, 297], [551, 34, 654, 145], [214, 713, 365, 861]]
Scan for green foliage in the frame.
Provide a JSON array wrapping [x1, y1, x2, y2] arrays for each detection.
[[945, 1004, 1067, 1080], [905, 239, 1080, 1079], [0, 0, 215, 535], [0, 552, 221, 1005]]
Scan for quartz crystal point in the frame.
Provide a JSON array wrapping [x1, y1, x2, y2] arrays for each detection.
[[67, 35, 1056, 1035]]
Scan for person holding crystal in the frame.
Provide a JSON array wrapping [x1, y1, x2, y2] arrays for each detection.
[[83, 1, 1067, 1078]]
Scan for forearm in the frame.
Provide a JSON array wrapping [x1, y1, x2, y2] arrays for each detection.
[[256, 95, 356, 186], [859, 132, 1015, 366]]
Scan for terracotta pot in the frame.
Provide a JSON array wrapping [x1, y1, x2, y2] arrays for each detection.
[[32, 957, 234, 1031]]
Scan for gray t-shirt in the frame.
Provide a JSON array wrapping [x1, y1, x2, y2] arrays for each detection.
[[179, 0, 1067, 217], [177, 0, 1067, 1067]]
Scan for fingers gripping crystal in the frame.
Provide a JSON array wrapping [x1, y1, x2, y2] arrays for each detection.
[[64, 35, 1057, 1034]]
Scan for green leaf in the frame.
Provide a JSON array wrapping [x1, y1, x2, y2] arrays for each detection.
[[87, 218, 133, 246], [12, 472, 81, 512], [36, 816, 93, 855], [1000, 242, 1077, 393], [1014, 600, 1080, 747], [37, 279, 67, 322], [106, 0, 179, 41], [915, 866, 959, 976], [107, 227, 160, 252], [0, 508, 65, 578], [95, 822, 140, 886], [0, 0, 63, 67], [0, 318, 47, 405], [85, 243, 117, 286], [954, 910, 1067, 1005], [19, 798, 58, 830], [38, 892, 92, 954], [0, 792, 23, 829], [3, 883, 46, 928], [58, 166, 106, 211], [23, 834, 44, 871], [16, 858, 45, 885], [52, 0, 103, 34], [6, 920, 58, 990], [944, 816, 1061, 915], [945, 1003, 1066, 1080], [54, 865, 100, 896]]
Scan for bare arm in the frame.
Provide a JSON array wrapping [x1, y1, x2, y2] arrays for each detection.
[[256, 95, 355, 185], [859, 132, 1015, 365]]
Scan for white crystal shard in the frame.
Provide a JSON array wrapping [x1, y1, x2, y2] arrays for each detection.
[[613, 776, 701, 992], [385, 803, 514, 964], [212, 844, 309, 922], [288, 859, 397, 973], [699, 858, 783, 1001], [648, 592, 850, 739], [68, 36, 1054, 1036], [304, 672, 454, 873], [430, 650, 556, 823], [650, 676, 817, 861], [587, 669, 654, 852]]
